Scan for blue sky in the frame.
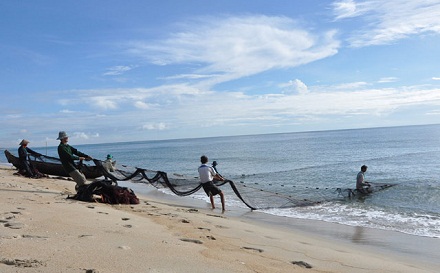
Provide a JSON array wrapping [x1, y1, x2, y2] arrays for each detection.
[[1, 0, 440, 148]]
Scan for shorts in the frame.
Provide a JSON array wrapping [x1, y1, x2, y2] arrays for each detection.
[[202, 181, 222, 197]]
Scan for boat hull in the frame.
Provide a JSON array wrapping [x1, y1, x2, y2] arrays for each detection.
[[4, 150, 102, 179]]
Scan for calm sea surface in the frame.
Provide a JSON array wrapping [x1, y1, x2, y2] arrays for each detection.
[[8, 124, 440, 238]]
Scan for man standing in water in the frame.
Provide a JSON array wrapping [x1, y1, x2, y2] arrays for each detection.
[[198, 155, 225, 212], [356, 165, 371, 193], [57, 131, 93, 191]]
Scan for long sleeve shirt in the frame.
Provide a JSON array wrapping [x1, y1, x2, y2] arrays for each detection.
[[18, 146, 40, 161], [57, 143, 89, 173]]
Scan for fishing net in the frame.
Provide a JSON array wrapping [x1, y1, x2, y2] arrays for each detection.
[[94, 159, 393, 210], [94, 160, 358, 210], [4, 150, 394, 210]]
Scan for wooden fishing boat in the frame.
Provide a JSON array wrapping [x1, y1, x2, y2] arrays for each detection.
[[4, 150, 103, 179]]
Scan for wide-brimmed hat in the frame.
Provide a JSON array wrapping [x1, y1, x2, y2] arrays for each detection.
[[57, 131, 69, 140], [19, 139, 30, 145]]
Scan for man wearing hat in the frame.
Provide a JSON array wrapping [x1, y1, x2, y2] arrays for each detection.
[[102, 154, 116, 172], [57, 131, 93, 190], [18, 139, 41, 178]]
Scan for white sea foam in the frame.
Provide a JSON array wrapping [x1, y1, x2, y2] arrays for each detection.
[[261, 202, 440, 238]]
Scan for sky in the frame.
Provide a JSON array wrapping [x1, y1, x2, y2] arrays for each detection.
[[1, 0, 440, 148]]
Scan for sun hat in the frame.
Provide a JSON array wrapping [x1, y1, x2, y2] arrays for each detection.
[[19, 139, 30, 145], [107, 154, 113, 159], [57, 131, 69, 140]]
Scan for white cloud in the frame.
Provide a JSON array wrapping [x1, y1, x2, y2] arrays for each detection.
[[281, 79, 309, 94], [6, 114, 22, 119], [77, 84, 440, 130], [332, 81, 368, 89], [332, 0, 371, 20], [4, 82, 440, 147], [126, 15, 340, 86], [73, 132, 90, 139], [90, 97, 118, 110], [432, 77, 440, 81], [160, 74, 220, 80], [378, 77, 398, 83], [134, 101, 150, 109], [142, 122, 168, 130], [103, 65, 134, 76], [333, 0, 440, 47]]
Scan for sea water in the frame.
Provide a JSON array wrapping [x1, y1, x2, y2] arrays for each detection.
[[11, 124, 440, 238]]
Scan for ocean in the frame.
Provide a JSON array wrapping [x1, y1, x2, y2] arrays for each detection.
[[5, 124, 440, 238]]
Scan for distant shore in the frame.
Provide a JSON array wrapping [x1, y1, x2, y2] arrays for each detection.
[[0, 165, 437, 273]]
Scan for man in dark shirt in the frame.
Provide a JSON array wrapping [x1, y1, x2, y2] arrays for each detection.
[[57, 131, 92, 191], [18, 139, 41, 177]]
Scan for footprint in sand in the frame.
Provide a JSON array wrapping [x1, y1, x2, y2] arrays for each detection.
[[0, 258, 45, 268], [4, 222, 25, 229], [291, 261, 313, 269], [206, 214, 226, 218], [22, 235, 49, 239], [180, 238, 203, 244], [242, 246, 264, 253], [118, 245, 131, 250]]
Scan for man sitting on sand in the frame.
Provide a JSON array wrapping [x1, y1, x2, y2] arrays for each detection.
[[198, 155, 225, 212], [57, 131, 93, 191], [356, 165, 372, 194]]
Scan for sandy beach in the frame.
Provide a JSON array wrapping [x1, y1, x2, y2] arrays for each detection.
[[0, 165, 437, 273]]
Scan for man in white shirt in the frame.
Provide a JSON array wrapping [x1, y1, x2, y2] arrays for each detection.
[[198, 155, 225, 212]]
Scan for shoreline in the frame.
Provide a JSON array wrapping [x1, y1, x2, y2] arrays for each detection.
[[0, 166, 438, 272], [127, 180, 440, 269]]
